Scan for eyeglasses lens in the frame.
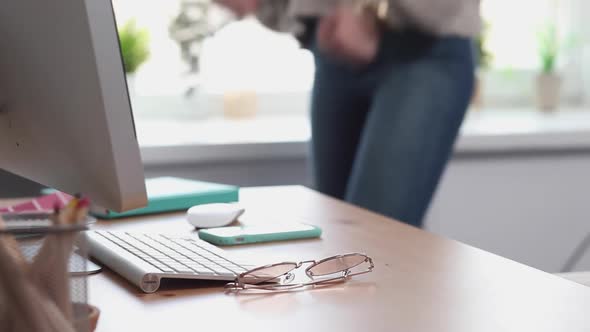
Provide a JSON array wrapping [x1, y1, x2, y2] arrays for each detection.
[[242, 263, 298, 284], [307, 254, 368, 277]]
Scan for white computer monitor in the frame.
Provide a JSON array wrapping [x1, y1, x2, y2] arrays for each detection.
[[0, 0, 147, 212]]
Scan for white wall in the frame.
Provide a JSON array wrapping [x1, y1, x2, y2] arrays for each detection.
[[425, 151, 590, 273], [144, 157, 311, 188]]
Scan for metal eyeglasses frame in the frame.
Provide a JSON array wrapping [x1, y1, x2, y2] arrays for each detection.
[[225, 253, 374, 292]]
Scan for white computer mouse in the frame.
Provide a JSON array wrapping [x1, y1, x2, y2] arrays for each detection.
[[186, 203, 245, 229]]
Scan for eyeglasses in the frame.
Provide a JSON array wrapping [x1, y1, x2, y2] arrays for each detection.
[[225, 253, 374, 292]]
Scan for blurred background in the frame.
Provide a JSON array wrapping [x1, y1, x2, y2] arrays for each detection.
[[2, 0, 590, 273]]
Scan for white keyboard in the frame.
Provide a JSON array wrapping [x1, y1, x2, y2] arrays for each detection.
[[86, 231, 256, 293]]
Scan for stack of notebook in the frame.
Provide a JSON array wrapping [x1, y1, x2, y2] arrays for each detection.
[[1, 177, 239, 219], [91, 177, 239, 219]]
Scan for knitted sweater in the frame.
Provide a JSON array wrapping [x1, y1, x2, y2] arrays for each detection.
[[257, 0, 481, 37]]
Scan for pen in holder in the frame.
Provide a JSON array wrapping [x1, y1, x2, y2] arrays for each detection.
[[0, 198, 99, 332]]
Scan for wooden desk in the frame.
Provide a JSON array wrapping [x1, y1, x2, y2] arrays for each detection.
[[81, 186, 590, 331]]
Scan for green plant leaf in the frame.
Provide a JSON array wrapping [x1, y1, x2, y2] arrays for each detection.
[[536, 23, 559, 74], [475, 20, 493, 69], [118, 19, 150, 74]]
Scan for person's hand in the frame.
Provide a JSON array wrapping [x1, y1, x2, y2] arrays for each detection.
[[317, 5, 380, 66], [214, 0, 259, 18]]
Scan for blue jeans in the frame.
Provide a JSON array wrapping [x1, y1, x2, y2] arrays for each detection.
[[310, 30, 475, 228]]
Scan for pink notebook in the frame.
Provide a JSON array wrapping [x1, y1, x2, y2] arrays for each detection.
[[0, 192, 72, 214]]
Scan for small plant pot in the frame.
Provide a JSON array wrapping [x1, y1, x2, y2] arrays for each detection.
[[535, 73, 561, 112], [222, 91, 258, 119], [126, 74, 137, 101], [470, 71, 484, 110]]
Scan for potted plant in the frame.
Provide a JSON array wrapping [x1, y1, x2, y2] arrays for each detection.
[[118, 19, 150, 97], [472, 21, 492, 110], [535, 23, 561, 111]]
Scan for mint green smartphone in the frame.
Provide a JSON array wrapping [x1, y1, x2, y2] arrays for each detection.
[[198, 222, 322, 246]]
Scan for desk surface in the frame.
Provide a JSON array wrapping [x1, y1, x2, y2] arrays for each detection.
[[81, 186, 590, 331]]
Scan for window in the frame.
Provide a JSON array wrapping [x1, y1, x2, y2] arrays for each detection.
[[479, 0, 586, 106], [113, 0, 314, 147], [113, 0, 590, 149]]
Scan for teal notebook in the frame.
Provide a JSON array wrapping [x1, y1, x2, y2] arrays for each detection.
[[91, 177, 239, 219]]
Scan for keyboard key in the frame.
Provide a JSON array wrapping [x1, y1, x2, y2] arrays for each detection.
[[95, 231, 250, 278]]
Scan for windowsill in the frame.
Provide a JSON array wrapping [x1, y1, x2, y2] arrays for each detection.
[[138, 107, 590, 166]]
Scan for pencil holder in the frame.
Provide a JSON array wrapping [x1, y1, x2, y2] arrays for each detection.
[[0, 221, 98, 332]]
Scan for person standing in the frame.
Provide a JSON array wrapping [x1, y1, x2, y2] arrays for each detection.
[[217, 0, 481, 228]]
